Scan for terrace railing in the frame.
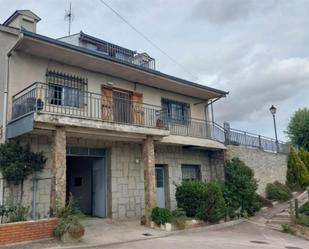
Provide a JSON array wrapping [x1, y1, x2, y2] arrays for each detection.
[[11, 82, 167, 129], [11, 82, 289, 154], [225, 126, 289, 154]]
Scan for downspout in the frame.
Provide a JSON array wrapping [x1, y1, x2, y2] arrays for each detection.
[[2, 34, 24, 142]]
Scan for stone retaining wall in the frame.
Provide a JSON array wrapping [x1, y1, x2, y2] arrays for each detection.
[[225, 145, 288, 195]]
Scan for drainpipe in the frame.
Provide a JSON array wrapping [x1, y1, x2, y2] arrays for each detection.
[[2, 55, 10, 143], [2, 34, 24, 142]]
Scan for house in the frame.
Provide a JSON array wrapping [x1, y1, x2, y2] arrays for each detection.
[[0, 10, 230, 225]]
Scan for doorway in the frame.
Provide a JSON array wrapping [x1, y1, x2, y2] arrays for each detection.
[[155, 165, 168, 208], [67, 156, 106, 217]]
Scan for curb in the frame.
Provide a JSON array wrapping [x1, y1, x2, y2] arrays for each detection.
[[50, 219, 244, 249]]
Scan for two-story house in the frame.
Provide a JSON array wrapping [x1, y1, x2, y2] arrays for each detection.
[[0, 10, 228, 225]]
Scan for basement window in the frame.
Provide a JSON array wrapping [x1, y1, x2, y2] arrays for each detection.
[[181, 165, 201, 181]]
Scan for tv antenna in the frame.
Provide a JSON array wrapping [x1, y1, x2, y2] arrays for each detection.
[[65, 2, 73, 35]]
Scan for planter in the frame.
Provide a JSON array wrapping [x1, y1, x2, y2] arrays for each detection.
[[0, 218, 58, 245]]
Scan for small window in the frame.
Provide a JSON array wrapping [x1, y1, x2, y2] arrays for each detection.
[[181, 165, 201, 181], [162, 98, 190, 124]]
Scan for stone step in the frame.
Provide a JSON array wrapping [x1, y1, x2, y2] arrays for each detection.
[[267, 219, 291, 225]]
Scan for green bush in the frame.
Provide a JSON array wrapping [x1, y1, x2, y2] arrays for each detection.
[[266, 181, 292, 202], [175, 180, 226, 223], [296, 214, 309, 227], [286, 147, 309, 190], [299, 202, 309, 216], [54, 196, 85, 238], [151, 207, 174, 225], [224, 158, 260, 216], [172, 208, 186, 218], [195, 181, 226, 223]]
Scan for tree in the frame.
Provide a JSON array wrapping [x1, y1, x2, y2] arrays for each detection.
[[287, 108, 309, 150], [286, 146, 309, 190], [0, 141, 47, 204], [298, 147, 309, 172]]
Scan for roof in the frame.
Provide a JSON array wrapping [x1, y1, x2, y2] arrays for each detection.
[[18, 28, 228, 99], [3, 10, 41, 26]]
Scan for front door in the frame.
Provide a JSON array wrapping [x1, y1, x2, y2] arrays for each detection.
[[92, 158, 106, 217], [155, 166, 165, 208]]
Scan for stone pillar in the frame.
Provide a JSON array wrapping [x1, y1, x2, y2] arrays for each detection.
[[50, 126, 66, 208], [143, 135, 156, 226]]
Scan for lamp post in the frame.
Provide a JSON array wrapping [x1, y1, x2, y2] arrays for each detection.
[[269, 105, 279, 152]]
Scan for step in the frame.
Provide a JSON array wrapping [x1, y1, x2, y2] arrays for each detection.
[[267, 219, 291, 225]]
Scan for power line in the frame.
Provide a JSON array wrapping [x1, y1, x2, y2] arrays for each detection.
[[97, 0, 199, 81]]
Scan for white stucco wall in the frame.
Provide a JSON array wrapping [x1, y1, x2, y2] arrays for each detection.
[[8, 52, 208, 122]]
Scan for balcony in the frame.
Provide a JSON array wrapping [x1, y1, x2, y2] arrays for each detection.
[[10, 82, 289, 154], [11, 82, 168, 137]]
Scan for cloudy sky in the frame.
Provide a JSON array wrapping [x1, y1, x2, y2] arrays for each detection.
[[1, 0, 309, 141]]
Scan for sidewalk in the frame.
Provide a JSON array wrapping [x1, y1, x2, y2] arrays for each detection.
[[0, 218, 244, 249]]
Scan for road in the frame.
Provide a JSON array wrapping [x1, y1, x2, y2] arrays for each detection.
[[87, 221, 308, 249]]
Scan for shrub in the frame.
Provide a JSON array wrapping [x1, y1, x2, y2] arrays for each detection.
[[281, 224, 293, 233], [172, 208, 186, 218], [299, 202, 309, 216], [151, 207, 174, 225], [195, 181, 226, 223], [175, 180, 226, 223], [296, 214, 309, 227], [223, 158, 260, 216], [257, 195, 273, 208], [54, 196, 85, 239], [286, 147, 309, 190], [266, 181, 292, 202]]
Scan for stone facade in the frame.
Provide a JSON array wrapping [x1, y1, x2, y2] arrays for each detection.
[[155, 145, 224, 210], [2, 134, 225, 221], [109, 142, 145, 219], [225, 145, 288, 195]]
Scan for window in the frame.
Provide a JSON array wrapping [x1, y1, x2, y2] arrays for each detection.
[[46, 71, 87, 108], [181, 165, 201, 181], [49, 84, 81, 107], [162, 98, 190, 124]]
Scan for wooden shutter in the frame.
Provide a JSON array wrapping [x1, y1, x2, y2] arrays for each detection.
[[132, 92, 144, 125], [101, 85, 113, 121]]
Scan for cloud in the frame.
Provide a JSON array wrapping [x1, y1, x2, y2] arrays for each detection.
[[192, 0, 278, 24]]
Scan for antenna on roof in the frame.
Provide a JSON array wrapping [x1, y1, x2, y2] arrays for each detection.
[[65, 2, 73, 35]]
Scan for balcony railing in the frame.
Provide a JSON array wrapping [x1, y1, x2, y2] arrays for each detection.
[[11, 82, 289, 154], [168, 118, 226, 143], [11, 82, 167, 129]]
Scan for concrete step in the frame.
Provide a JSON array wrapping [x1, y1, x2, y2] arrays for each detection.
[[267, 219, 291, 225]]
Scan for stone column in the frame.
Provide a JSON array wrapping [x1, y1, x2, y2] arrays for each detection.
[[50, 126, 66, 208], [143, 135, 156, 226]]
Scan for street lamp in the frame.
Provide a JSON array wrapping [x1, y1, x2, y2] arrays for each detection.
[[269, 105, 279, 152]]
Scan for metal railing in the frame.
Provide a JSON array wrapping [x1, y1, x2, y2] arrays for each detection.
[[226, 127, 289, 154], [11, 82, 167, 129], [11, 82, 289, 154], [168, 118, 226, 143]]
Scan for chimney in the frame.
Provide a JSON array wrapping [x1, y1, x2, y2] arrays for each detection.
[[3, 10, 41, 33]]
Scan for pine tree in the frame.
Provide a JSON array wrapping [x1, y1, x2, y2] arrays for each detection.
[[298, 147, 309, 172], [286, 147, 309, 190]]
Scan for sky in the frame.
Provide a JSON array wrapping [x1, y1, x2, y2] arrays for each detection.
[[1, 0, 309, 141]]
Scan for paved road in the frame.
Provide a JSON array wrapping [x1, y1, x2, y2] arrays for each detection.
[[88, 221, 308, 249]]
